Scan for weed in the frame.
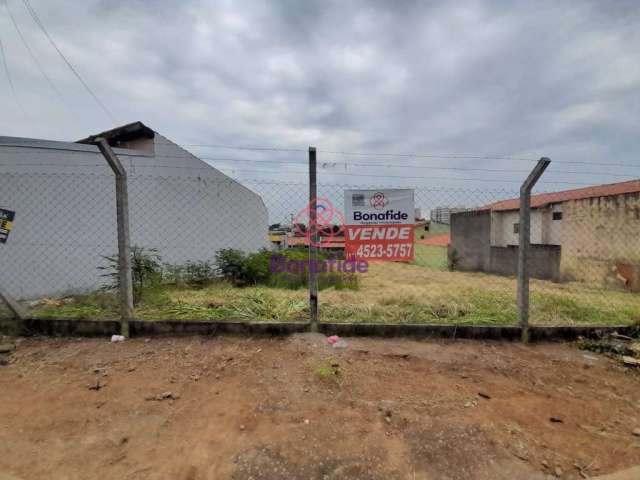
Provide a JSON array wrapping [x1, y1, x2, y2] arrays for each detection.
[[314, 358, 343, 385], [99, 246, 163, 304]]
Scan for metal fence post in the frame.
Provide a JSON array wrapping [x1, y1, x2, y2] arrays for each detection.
[[518, 157, 551, 342], [308, 146, 319, 331], [95, 138, 133, 338]]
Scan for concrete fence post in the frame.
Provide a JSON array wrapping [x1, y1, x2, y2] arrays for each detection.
[[0, 287, 27, 333], [308, 146, 319, 332], [518, 157, 551, 342], [95, 138, 133, 338]]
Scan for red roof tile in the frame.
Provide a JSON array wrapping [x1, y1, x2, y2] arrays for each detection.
[[484, 179, 640, 212]]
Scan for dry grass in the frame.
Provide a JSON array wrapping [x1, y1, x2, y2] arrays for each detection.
[[22, 249, 640, 327], [319, 261, 640, 325]]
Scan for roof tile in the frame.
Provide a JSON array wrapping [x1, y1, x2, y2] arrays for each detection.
[[484, 179, 640, 211]]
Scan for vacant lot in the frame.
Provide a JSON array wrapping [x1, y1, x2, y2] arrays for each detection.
[[21, 245, 640, 326], [1, 335, 640, 479]]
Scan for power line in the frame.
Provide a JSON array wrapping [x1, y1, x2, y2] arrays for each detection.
[[4, 138, 638, 170], [181, 144, 308, 153], [0, 33, 29, 120], [216, 167, 600, 186], [181, 143, 640, 168], [4, 0, 76, 119], [1, 146, 636, 180], [21, 0, 116, 123], [196, 157, 637, 179], [182, 143, 536, 162]]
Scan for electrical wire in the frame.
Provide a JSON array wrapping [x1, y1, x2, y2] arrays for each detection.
[[196, 157, 636, 179], [21, 0, 116, 123], [0, 33, 29, 119], [181, 143, 640, 169], [1, 146, 636, 181], [6, 138, 634, 171], [181, 143, 536, 162], [180, 144, 308, 153], [215, 167, 601, 186], [4, 0, 76, 119]]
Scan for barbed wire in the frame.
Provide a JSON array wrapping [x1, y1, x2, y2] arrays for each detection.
[[178, 142, 640, 168], [2, 148, 638, 180]]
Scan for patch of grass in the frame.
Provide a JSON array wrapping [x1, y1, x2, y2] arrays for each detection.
[[412, 245, 447, 270], [24, 254, 640, 327], [320, 286, 517, 325], [313, 358, 344, 385], [531, 291, 640, 325], [318, 262, 639, 326], [0, 302, 12, 319], [135, 283, 309, 322], [30, 291, 119, 320], [0, 303, 20, 335]]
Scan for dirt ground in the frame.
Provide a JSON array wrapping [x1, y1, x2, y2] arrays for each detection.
[[1, 334, 640, 480]]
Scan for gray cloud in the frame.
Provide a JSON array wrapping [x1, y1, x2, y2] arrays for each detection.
[[0, 0, 638, 191]]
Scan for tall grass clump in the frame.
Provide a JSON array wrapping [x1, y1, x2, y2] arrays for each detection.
[[215, 248, 358, 290]]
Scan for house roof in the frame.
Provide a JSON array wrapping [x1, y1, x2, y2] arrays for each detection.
[[484, 179, 640, 212], [76, 121, 155, 146]]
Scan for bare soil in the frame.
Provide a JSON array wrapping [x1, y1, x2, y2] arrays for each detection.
[[1, 334, 639, 479], [416, 233, 450, 246]]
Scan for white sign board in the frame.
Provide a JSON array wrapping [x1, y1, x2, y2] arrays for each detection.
[[344, 189, 414, 225], [344, 189, 415, 261]]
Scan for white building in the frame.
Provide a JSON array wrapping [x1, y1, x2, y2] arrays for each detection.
[[0, 122, 269, 299]]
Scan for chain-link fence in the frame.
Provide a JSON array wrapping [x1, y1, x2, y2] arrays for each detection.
[[1, 146, 639, 331], [528, 186, 640, 326]]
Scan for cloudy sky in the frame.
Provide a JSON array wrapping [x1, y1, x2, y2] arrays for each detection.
[[0, 0, 638, 193]]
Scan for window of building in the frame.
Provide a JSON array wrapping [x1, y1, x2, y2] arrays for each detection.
[[553, 211, 563, 221], [513, 223, 519, 234]]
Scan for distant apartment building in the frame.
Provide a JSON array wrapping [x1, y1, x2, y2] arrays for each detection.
[[430, 206, 467, 225]]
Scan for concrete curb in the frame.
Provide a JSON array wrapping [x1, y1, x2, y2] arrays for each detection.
[[20, 318, 631, 341]]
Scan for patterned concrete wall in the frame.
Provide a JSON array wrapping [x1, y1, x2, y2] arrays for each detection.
[[560, 193, 640, 290]]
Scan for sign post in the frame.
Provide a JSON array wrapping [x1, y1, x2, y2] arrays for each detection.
[[344, 189, 415, 262], [308, 147, 319, 331]]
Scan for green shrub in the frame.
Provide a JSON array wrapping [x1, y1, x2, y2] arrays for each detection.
[[447, 248, 460, 272], [215, 248, 273, 286], [164, 261, 217, 287], [99, 246, 163, 304], [215, 249, 247, 284], [215, 248, 358, 290]]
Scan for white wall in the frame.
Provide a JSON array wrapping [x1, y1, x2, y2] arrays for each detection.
[[0, 133, 269, 299], [545, 204, 563, 245], [491, 209, 553, 247]]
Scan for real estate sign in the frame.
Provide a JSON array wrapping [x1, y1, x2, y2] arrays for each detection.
[[344, 189, 414, 261], [0, 208, 15, 244]]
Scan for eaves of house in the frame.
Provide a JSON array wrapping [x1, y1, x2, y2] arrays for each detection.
[[482, 179, 640, 212]]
